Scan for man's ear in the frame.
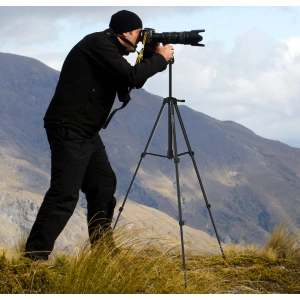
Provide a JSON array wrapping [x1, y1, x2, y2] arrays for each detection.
[[122, 31, 133, 38]]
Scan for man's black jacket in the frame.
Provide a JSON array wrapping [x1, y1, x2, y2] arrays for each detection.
[[44, 28, 168, 135]]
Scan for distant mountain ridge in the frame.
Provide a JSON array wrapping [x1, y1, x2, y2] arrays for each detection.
[[0, 52, 300, 252]]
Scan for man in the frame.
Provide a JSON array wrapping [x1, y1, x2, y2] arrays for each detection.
[[25, 10, 174, 261]]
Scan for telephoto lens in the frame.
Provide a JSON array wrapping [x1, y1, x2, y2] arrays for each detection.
[[141, 29, 205, 46]]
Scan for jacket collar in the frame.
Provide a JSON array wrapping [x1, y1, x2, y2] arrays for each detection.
[[103, 28, 129, 56]]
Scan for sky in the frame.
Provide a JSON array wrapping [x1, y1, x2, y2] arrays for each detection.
[[1, 1, 300, 148]]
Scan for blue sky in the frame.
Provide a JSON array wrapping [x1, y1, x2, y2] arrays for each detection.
[[1, 1, 300, 147]]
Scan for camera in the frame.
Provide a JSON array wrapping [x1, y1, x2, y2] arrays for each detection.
[[140, 28, 205, 47]]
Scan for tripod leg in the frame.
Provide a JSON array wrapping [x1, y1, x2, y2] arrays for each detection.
[[169, 100, 187, 288], [113, 101, 167, 230], [173, 103, 226, 260], [167, 99, 173, 159]]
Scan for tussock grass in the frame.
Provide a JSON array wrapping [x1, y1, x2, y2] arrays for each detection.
[[53, 227, 188, 294], [0, 223, 299, 294], [264, 222, 300, 261]]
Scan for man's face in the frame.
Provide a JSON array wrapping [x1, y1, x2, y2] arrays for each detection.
[[123, 28, 143, 52]]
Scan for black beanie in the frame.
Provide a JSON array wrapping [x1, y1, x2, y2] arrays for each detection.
[[109, 10, 143, 34]]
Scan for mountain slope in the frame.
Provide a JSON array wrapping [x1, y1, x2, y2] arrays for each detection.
[[0, 52, 299, 251], [0, 52, 218, 253]]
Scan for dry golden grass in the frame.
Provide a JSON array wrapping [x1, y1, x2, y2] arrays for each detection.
[[264, 222, 300, 261], [0, 222, 299, 294]]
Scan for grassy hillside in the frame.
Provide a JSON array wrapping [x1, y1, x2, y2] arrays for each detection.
[[0, 223, 299, 294]]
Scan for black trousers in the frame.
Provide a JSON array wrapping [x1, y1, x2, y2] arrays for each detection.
[[25, 127, 117, 258]]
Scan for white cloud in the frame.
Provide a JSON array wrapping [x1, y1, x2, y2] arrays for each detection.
[[144, 29, 300, 147]]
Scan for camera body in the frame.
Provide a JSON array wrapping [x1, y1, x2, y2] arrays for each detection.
[[140, 28, 205, 47]]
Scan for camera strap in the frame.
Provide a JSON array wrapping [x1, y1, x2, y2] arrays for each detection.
[[118, 36, 138, 51], [103, 32, 149, 129], [135, 31, 148, 64]]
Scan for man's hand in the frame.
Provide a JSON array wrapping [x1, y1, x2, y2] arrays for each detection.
[[156, 44, 174, 62]]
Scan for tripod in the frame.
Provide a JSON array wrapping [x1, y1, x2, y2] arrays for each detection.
[[113, 59, 226, 287]]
